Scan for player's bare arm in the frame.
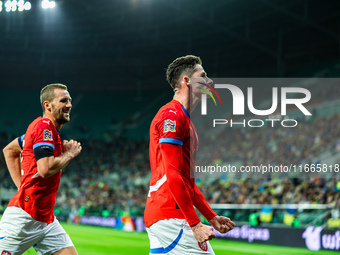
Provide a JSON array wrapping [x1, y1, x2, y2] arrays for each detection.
[[3, 137, 22, 189], [37, 139, 81, 179]]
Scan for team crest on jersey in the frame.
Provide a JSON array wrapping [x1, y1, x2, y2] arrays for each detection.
[[163, 119, 176, 133], [43, 129, 53, 141], [198, 241, 208, 252], [1, 251, 11, 255]]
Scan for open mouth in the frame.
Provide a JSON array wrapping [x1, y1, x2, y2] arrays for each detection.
[[63, 110, 70, 117]]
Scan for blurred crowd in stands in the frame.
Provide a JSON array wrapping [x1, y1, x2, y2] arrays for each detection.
[[0, 116, 339, 221], [0, 85, 340, 222], [199, 177, 340, 207]]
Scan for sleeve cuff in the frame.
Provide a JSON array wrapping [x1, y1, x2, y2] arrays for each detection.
[[159, 138, 183, 145]]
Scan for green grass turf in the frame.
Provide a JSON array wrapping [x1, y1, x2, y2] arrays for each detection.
[[22, 223, 337, 255]]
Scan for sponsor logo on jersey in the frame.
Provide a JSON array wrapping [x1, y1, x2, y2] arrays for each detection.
[[1, 251, 12, 255], [198, 241, 208, 251], [43, 120, 50, 124], [43, 130, 53, 141], [163, 120, 176, 133], [169, 110, 177, 115]]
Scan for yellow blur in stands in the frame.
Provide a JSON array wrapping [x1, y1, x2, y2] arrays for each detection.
[[260, 206, 273, 223], [283, 213, 294, 225], [327, 218, 340, 228], [260, 212, 273, 222]]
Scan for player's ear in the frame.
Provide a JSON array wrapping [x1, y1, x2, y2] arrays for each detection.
[[181, 76, 190, 86], [43, 101, 52, 112]]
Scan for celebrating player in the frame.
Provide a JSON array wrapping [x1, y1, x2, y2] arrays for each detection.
[[144, 55, 235, 254], [0, 84, 82, 255]]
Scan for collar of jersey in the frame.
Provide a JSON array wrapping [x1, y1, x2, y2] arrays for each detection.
[[41, 117, 60, 133], [172, 100, 190, 119], [181, 106, 190, 119]]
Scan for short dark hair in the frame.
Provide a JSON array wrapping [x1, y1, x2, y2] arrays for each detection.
[[40, 83, 68, 114], [166, 55, 202, 90]]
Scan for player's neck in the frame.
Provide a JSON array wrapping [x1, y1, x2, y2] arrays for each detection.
[[43, 114, 62, 130], [173, 89, 200, 114], [174, 90, 189, 112]]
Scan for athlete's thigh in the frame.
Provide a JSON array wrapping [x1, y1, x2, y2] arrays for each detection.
[[34, 218, 75, 255], [0, 207, 43, 255]]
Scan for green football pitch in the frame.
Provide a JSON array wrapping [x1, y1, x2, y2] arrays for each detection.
[[22, 223, 336, 255]]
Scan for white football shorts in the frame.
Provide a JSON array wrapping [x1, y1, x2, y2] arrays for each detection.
[[0, 206, 74, 255], [146, 218, 215, 255]]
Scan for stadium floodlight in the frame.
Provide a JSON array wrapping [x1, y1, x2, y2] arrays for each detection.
[[24, 1, 30, 10], [0, 0, 31, 12], [41, 0, 55, 9], [18, 0, 23, 11], [5, 0, 11, 12], [41, 0, 48, 9], [49, 1, 55, 8], [11, 0, 16, 11]]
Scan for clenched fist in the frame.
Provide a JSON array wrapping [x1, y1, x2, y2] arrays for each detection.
[[62, 139, 82, 159]]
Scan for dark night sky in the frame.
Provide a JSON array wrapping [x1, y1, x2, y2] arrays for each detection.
[[0, 0, 339, 91]]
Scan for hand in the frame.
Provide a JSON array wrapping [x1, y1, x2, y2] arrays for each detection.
[[191, 222, 215, 243], [62, 139, 82, 159], [209, 216, 235, 234]]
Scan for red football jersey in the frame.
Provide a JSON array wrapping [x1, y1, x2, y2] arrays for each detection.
[[8, 117, 62, 223], [144, 100, 202, 227]]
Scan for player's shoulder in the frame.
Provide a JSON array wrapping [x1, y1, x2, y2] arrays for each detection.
[[27, 117, 54, 136], [34, 117, 53, 129]]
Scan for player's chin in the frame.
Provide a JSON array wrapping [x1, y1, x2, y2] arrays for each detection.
[[63, 113, 70, 120], [57, 116, 70, 124]]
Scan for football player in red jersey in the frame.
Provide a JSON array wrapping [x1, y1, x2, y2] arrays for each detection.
[[0, 84, 81, 255], [144, 55, 235, 254]]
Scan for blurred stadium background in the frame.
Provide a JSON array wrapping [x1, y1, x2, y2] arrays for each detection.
[[0, 0, 340, 254]]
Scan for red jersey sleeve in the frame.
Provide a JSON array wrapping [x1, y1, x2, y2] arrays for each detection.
[[31, 120, 55, 155], [157, 109, 185, 146], [160, 143, 201, 226]]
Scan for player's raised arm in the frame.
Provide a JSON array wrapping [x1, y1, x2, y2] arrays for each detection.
[[37, 139, 81, 179], [3, 136, 24, 189]]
